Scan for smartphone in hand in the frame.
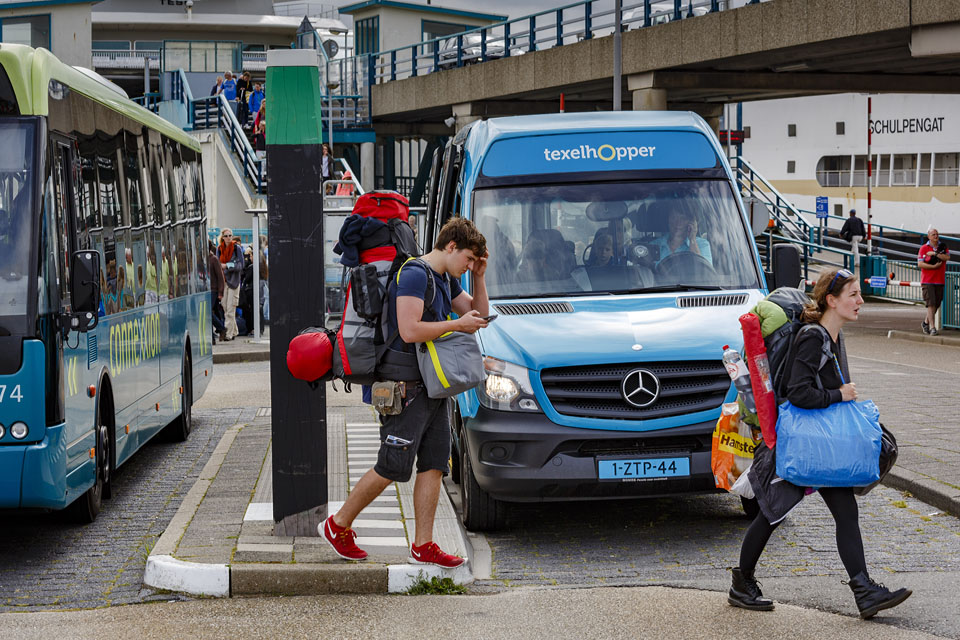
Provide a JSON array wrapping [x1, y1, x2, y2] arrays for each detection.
[[482, 314, 498, 322]]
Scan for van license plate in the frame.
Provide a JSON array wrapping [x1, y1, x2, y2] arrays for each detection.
[[597, 457, 690, 480]]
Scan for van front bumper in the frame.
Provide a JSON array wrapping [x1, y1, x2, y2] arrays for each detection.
[[462, 406, 718, 502]]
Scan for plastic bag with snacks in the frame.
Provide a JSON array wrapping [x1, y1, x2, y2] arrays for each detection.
[[711, 402, 762, 492]]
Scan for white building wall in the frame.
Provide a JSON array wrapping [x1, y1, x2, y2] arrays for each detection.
[[742, 93, 960, 234]]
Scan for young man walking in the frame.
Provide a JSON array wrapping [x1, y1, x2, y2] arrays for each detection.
[[918, 227, 950, 336], [322, 218, 489, 567]]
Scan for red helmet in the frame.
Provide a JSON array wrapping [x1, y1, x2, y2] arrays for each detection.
[[287, 329, 333, 384]]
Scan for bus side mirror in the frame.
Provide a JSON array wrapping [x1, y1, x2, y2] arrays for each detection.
[[67, 250, 101, 333], [742, 197, 771, 237]]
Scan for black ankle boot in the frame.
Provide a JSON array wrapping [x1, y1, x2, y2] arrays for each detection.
[[728, 567, 775, 611], [846, 572, 912, 619]]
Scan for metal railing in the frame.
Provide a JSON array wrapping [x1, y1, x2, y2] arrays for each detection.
[[368, 0, 741, 83], [132, 92, 161, 112], [92, 49, 161, 69]]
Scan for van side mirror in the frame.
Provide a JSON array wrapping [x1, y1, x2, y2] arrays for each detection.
[[67, 250, 101, 333], [770, 243, 801, 290]]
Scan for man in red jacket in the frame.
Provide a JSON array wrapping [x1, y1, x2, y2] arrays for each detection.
[[918, 227, 950, 336]]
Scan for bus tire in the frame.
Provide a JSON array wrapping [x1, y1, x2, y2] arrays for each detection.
[[169, 350, 193, 442], [460, 441, 504, 532], [67, 401, 110, 523]]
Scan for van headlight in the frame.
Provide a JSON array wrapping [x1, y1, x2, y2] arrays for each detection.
[[10, 422, 28, 439], [477, 357, 540, 412]]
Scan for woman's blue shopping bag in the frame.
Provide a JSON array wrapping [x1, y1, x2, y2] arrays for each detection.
[[775, 400, 882, 487]]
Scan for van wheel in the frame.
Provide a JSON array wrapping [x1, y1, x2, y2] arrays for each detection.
[[741, 496, 760, 519], [449, 403, 462, 485], [460, 442, 503, 532], [168, 352, 193, 442], [67, 407, 110, 524]]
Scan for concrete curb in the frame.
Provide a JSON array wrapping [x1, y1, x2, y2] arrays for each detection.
[[144, 424, 241, 596], [883, 468, 960, 519], [887, 329, 960, 347], [144, 420, 476, 597], [212, 349, 270, 364]]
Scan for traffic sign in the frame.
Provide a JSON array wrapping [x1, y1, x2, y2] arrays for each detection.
[[815, 196, 828, 219], [869, 276, 887, 289]]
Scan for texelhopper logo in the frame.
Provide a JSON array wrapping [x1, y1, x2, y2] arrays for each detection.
[[542, 143, 657, 162]]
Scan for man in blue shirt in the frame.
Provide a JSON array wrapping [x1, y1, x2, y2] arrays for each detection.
[[654, 207, 712, 266], [248, 82, 265, 119], [220, 71, 237, 116], [322, 218, 490, 569]]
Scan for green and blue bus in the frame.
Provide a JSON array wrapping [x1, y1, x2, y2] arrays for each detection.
[[0, 44, 212, 522]]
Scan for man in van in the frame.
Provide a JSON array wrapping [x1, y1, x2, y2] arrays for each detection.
[[322, 218, 490, 568]]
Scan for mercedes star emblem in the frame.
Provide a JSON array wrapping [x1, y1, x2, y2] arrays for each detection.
[[621, 369, 661, 408]]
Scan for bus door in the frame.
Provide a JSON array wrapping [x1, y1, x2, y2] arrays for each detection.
[[425, 135, 464, 251], [50, 136, 94, 448]]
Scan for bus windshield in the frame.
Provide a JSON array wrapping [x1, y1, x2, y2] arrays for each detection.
[[0, 119, 35, 334], [473, 180, 762, 299]]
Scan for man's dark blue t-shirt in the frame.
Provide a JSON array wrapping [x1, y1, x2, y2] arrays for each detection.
[[385, 259, 463, 351]]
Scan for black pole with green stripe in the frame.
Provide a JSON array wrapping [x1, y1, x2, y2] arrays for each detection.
[[266, 49, 327, 536]]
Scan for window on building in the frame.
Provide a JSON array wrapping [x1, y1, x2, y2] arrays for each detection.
[[836, 121, 845, 135], [787, 124, 796, 137], [422, 20, 470, 54], [834, 204, 843, 216], [815, 155, 851, 187], [93, 40, 131, 51], [356, 16, 380, 55], [1, 15, 50, 49], [786, 160, 796, 174], [134, 41, 163, 51]]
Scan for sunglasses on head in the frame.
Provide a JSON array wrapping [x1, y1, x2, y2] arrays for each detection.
[[828, 269, 853, 295]]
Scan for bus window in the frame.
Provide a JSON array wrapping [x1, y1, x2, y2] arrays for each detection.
[[124, 133, 145, 227], [0, 118, 36, 332], [51, 140, 76, 305]]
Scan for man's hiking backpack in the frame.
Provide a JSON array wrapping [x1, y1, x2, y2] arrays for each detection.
[[331, 191, 420, 385]]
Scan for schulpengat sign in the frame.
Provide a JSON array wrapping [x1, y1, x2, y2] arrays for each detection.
[[870, 117, 946, 134]]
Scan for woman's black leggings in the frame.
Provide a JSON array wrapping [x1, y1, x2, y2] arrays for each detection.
[[739, 487, 867, 579]]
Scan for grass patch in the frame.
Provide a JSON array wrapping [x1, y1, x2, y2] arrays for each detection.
[[404, 574, 467, 596]]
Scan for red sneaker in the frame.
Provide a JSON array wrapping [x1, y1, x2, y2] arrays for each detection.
[[409, 541, 465, 568], [321, 515, 367, 561]]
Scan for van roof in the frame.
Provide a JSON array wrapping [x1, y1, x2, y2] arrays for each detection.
[[480, 111, 712, 136]]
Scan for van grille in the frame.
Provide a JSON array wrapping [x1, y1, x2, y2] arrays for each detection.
[[676, 294, 748, 308], [539, 360, 730, 420], [493, 302, 574, 316]]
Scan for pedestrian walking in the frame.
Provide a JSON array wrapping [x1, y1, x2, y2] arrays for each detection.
[[210, 75, 223, 96], [322, 218, 490, 567], [208, 240, 226, 342], [918, 227, 950, 336], [218, 228, 244, 341], [236, 71, 251, 125], [728, 267, 912, 619], [221, 71, 238, 115], [321, 142, 333, 193], [840, 208, 866, 267], [248, 82, 265, 121]]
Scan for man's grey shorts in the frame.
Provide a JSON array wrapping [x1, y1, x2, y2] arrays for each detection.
[[374, 384, 450, 483]]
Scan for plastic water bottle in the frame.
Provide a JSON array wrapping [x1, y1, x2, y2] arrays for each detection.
[[722, 345, 757, 413]]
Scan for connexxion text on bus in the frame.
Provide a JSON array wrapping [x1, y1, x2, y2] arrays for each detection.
[[0, 44, 212, 522], [421, 111, 799, 531]]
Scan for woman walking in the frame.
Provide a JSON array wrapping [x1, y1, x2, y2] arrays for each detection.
[[729, 268, 911, 619]]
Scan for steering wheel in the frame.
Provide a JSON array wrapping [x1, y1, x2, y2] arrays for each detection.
[[655, 250, 716, 281], [582, 243, 594, 265]]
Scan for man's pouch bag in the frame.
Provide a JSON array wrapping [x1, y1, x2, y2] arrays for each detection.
[[417, 331, 486, 399]]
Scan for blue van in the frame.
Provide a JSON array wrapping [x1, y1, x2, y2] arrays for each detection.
[[421, 112, 798, 530]]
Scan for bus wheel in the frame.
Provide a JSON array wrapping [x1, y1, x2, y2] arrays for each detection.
[[460, 442, 504, 532], [68, 409, 109, 523], [170, 353, 193, 442]]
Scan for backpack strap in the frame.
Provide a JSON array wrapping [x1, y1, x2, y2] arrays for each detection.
[[795, 323, 832, 390], [381, 257, 437, 349]]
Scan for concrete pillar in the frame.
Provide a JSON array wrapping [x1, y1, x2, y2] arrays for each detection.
[[452, 103, 481, 131], [632, 88, 667, 111], [627, 73, 667, 111], [360, 142, 375, 193], [689, 104, 724, 136]]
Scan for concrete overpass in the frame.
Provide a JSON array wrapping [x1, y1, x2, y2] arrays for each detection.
[[370, 0, 960, 134]]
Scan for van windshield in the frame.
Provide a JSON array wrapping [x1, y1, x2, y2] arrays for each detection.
[[473, 180, 762, 299]]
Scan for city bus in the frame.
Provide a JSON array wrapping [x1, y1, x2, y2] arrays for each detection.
[[0, 44, 212, 522], [422, 111, 798, 530]]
